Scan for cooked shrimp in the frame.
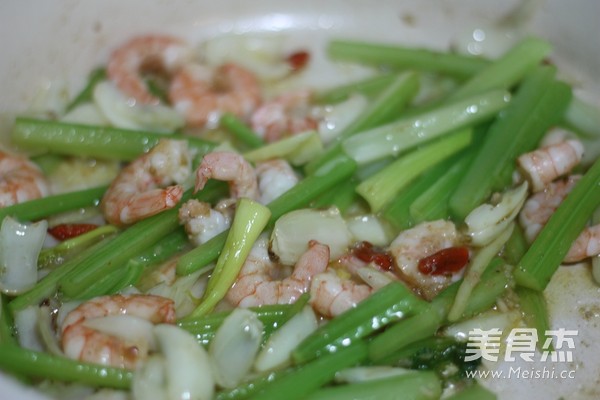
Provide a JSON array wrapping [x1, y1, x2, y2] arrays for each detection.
[[250, 89, 318, 143], [169, 63, 261, 127], [0, 150, 49, 207], [101, 139, 192, 226], [194, 151, 259, 200], [517, 140, 584, 192], [107, 35, 191, 105], [389, 220, 466, 300], [564, 225, 600, 263], [178, 199, 231, 245], [61, 294, 175, 369], [518, 175, 581, 242], [309, 268, 373, 318], [256, 159, 299, 204], [226, 239, 329, 308]]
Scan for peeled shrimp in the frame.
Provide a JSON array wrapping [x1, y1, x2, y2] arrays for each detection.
[[0, 150, 49, 207], [178, 199, 231, 246], [564, 225, 600, 263], [389, 220, 465, 300], [517, 140, 584, 192], [309, 269, 373, 318], [194, 151, 259, 200], [101, 139, 192, 226], [250, 89, 318, 143], [107, 35, 191, 105], [226, 238, 329, 308], [169, 63, 261, 128], [256, 159, 299, 204], [61, 294, 175, 369], [518, 175, 581, 242]]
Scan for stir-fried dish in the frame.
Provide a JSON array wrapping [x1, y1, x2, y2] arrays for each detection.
[[0, 29, 599, 400]]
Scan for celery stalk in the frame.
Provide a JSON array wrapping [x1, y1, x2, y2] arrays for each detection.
[[356, 128, 473, 212], [315, 73, 398, 104]]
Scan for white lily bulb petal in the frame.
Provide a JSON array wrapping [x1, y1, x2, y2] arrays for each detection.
[[271, 207, 352, 265], [84, 315, 157, 353], [465, 182, 528, 246], [356, 266, 395, 291], [132, 355, 168, 400], [254, 305, 318, 372], [209, 308, 263, 389], [346, 214, 392, 247], [154, 324, 215, 400], [334, 366, 412, 384], [0, 216, 47, 295]]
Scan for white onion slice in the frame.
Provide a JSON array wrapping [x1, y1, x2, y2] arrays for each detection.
[[270, 207, 352, 265], [0, 216, 48, 295], [464, 182, 528, 246], [209, 308, 263, 389], [254, 305, 318, 372]]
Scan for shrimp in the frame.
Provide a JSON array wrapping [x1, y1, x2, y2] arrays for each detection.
[[517, 140, 584, 192], [564, 225, 600, 263], [169, 63, 261, 127], [178, 199, 231, 245], [518, 175, 581, 242], [309, 268, 373, 318], [61, 294, 175, 369], [226, 238, 330, 308], [101, 139, 192, 226], [0, 150, 49, 207], [250, 89, 318, 143], [255, 159, 299, 204], [107, 35, 191, 105], [194, 151, 259, 200], [389, 220, 466, 300]]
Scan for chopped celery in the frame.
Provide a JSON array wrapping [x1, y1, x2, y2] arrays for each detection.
[[449, 66, 572, 219], [327, 40, 489, 79], [516, 287, 551, 351], [515, 157, 600, 290], [314, 73, 398, 104], [342, 89, 509, 165], [244, 130, 323, 166], [356, 128, 473, 212], [11, 117, 215, 161], [220, 113, 265, 150], [65, 67, 106, 112]]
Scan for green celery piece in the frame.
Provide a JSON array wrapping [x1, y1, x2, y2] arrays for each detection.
[[0, 344, 132, 389], [306, 71, 420, 174], [409, 150, 473, 223], [327, 40, 489, 79], [0, 185, 107, 223], [11, 117, 215, 161], [449, 66, 573, 219], [563, 96, 600, 138], [503, 224, 529, 266], [0, 295, 17, 345], [310, 178, 358, 214], [382, 158, 454, 230], [176, 155, 357, 276], [304, 371, 442, 400], [220, 113, 265, 150], [292, 282, 428, 364], [368, 259, 509, 362], [342, 89, 509, 165], [356, 128, 473, 212], [515, 157, 600, 290], [516, 287, 551, 351], [186, 198, 271, 318], [314, 73, 398, 104], [250, 341, 368, 400], [449, 37, 552, 100]]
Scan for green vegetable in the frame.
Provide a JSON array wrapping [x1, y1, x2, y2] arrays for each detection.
[[292, 282, 428, 364], [515, 157, 600, 290], [65, 67, 107, 112], [0, 344, 132, 389], [304, 371, 442, 400], [0, 295, 16, 345], [11, 117, 215, 161], [516, 287, 551, 351], [327, 40, 489, 79], [356, 128, 473, 212], [250, 341, 368, 400], [186, 198, 271, 318], [0, 185, 107, 223], [315, 73, 399, 104], [449, 66, 572, 219], [221, 113, 265, 150], [342, 89, 509, 165]]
